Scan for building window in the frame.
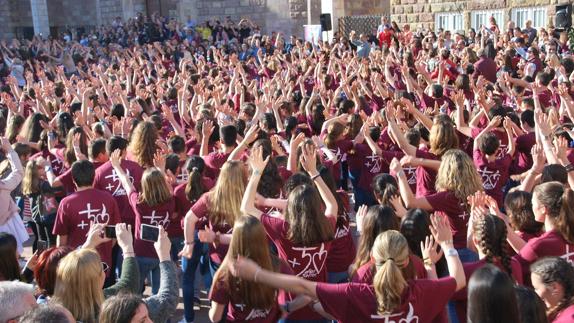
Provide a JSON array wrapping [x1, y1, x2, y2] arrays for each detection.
[[471, 10, 505, 32], [512, 7, 548, 29], [435, 13, 463, 32]]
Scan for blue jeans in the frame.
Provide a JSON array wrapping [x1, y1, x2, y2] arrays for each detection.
[[136, 256, 160, 295], [447, 248, 479, 323], [181, 234, 210, 323], [328, 271, 349, 284]]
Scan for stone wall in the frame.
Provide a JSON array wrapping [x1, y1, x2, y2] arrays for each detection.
[[47, 0, 98, 28], [391, 0, 574, 31]]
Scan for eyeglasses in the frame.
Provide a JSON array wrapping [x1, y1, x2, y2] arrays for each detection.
[[102, 262, 109, 273]]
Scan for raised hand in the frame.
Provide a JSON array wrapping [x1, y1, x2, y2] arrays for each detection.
[[110, 149, 122, 169], [421, 235, 443, 265], [248, 145, 270, 174], [299, 143, 318, 175]]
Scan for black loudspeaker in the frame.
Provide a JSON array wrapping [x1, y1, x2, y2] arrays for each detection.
[[555, 4, 572, 30], [320, 13, 332, 31]]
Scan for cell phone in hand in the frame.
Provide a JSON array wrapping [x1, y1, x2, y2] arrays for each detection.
[[105, 225, 117, 239], [37, 240, 48, 253], [140, 224, 159, 242]]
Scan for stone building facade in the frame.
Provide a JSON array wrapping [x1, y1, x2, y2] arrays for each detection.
[[391, 0, 574, 33], [0, 0, 389, 40]]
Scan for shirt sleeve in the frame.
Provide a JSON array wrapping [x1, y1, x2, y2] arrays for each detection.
[[145, 261, 179, 323], [260, 213, 286, 240], [208, 274, 230, 305], [52, 200, 69, 236], [415, 277, 457, 313], [316, 282, 351, 322], [190, 194, 209, 220]]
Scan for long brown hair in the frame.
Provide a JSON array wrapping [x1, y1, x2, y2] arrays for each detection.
[[284, 184, 334, 245], [473, 214, 513, 277], [531, 257, 574, 321], [533, 182, 574, 244], [429, 116, 459, 157], [209, 161, 246, 227], [139, 167, 172, 207], [22, 159, 41, 196], [128, 121, 158, 168], [324, 122, 345, 149], [351, 205, 399, 279], [373, 230, 410, 315], [213, 216, 278, 309]]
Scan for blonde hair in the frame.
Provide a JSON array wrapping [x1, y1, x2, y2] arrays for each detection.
[[209, 161, 246, 227], [214, 216, 277, 308], [128, 121, 158, 168], [140, 167, 172, 207], [372, 230, 410, 315], [52, 249, 104, 323], [436, 149, 483, 203], [22, 159, 41, 196]]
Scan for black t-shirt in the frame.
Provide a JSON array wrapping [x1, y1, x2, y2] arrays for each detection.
[[239, 27, 251, 41]]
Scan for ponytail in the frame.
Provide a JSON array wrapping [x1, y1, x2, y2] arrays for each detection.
[[373, 259, 408, 315], [534, 182, 574, 244], [185, 156, 206, 203], [557, 188, 574, 244], [372, 231, 409, 315]]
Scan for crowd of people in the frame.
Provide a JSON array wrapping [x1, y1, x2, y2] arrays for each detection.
[[0, 9, 573, 323]]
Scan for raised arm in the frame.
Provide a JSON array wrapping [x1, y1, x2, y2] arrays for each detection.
[[0, 137, 23, 191], [240, 146, 268, 220], [390, 158, 433, 210], [110, 150, 136, 196], [300, 144, 338, 217]]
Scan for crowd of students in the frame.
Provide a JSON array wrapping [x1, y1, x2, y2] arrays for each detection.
[[0, 10, 573, 323]]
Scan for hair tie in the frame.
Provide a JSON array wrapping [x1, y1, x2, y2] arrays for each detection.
[[386, 258, 395, 263], [192, 167, 199, 172]]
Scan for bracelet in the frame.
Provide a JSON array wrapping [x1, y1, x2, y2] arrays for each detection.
[[253, 169, 261, 176], [44, 166, 53, 172], [123, 251, 135, 257], [396, 170, 405, 177], [566, 164, 574, 172], [184, 240, 195, 246], [423, 258, 434, 267], [254, 267, 262, 283], [311, 173, 321, 181]]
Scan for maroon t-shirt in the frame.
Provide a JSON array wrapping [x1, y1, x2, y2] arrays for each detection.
[[514, 230, 574, 286], [415, 149, 439, 197], [261, 213, 335, 320], [52, 188, 120, 270], [316, 277, 457, 323], [204, 151, 231, 180], [452, 258, 524, 323], [55, 161, 104, 196], [173, 178, 215, 231], [191, 193, 233, 264], [326, 192, 356, 273], [93, 160, 143, 227], [473, 150, 512, 207], [129, 191, 176, 259], [31, 150, 66, 176], [512, 132, 535, 174], [426, 191, 469, 249], [209, 261, 292, 323], [471, 127, 509, 159], [350, 144, 402, 191]]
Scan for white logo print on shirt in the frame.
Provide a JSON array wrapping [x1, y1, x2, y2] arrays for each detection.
[[478, 168, 501, 190], [562, 245, 574, 266], [104, 168, 134, 196], [371, 302, 419, 322], [233, 304, 271, 320], [143, 211, 171, 228], [365, 154, 383, 173], [77, 203, 111, 230], [290, 243, 328, 279]]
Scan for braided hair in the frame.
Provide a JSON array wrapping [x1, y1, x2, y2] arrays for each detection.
[[531, 257, 574, 321], [473, 214, 513, 277]]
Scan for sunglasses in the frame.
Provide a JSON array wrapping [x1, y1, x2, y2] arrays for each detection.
[[102, 262, 110, 273]]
